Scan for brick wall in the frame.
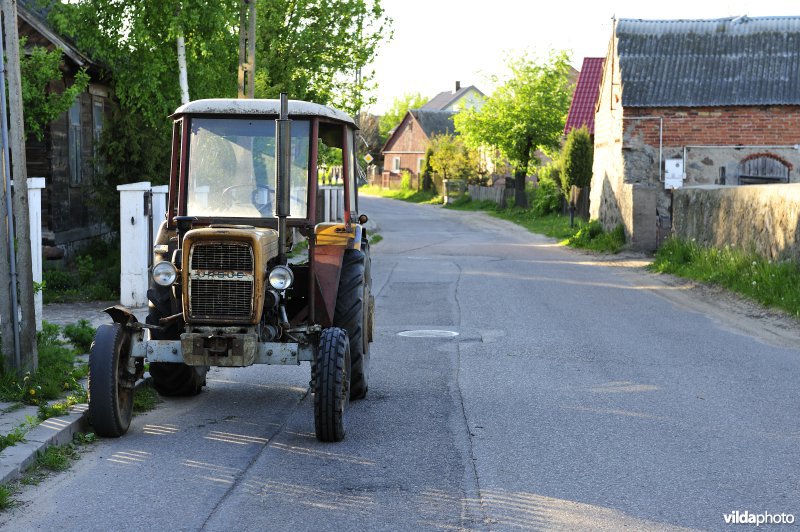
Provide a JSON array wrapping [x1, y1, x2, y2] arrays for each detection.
[[624, 106, 800, 147]]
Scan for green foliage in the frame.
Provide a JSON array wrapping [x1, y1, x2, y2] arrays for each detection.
[[0, 426, 26, 453], [0, 484, 15, 511], [0, 322, 85, 405], [400, 170, 411, 191], [256, 0, 392, 116], [651, 239, 800, 317], [133, 384, 161, 413], [20, 37, 89, 141], [369, 233, 383, 245], [62, 320, 96, 354], [567, 221, 625, 253], [561, 126, 593, 195], [421, 146, 435, 193], [43, 239, 119, 303], [36, 443, 78, 472], [455, 51, 574, 205], [428, 134, 478, 182], [531, 174, 563, 216], [38, 390, 88, 421], [49, 0, 392, 227], [360, 185, 440, 204], [379, 92, 427, 140]]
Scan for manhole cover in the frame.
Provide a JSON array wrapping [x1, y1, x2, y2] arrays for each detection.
[[397, 330, 459, 338]]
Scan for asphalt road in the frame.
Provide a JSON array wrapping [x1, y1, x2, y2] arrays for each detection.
[[2, 196, 798, 531]]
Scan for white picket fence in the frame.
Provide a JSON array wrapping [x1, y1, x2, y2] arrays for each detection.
[[117, 183, 345, 308]]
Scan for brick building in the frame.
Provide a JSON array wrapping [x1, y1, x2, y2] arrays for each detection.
[[591, 16, 800, 250]]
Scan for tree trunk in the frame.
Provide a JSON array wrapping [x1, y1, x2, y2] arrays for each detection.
[[514, 142, 531, 208], [176, 34, 190, 104]]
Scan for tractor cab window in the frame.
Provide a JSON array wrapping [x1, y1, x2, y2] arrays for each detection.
[[186, 117, 310, 219]]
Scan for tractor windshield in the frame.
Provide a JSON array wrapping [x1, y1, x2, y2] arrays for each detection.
[[185, 117, 310, 219]]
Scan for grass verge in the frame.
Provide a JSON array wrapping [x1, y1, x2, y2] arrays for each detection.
[[360, 185, 441, 204], [650, 238, 800, 318], [445, 196, 625, 252]]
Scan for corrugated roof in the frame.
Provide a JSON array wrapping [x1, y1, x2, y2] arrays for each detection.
[[410, 109, 455, 138], [564, 57, 604, 134], [421, 85, 484, 110], [616, 16, 800, 107]]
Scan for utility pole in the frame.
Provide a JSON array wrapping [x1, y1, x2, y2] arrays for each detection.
[[1, 0, 38, 373], [237, 0, 255, 99]]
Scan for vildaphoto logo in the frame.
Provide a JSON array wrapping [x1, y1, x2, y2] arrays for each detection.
[[723, 511, 795, 526]]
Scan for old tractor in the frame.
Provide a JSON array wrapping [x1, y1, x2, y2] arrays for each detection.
[[88, 95, 374, 442]]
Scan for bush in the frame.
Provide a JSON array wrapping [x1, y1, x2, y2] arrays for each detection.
[[42, 238, 120, 303], [400, 170, 411, 191], [531, 175, 562, 216]]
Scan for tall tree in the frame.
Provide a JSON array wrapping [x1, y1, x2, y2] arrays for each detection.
[[378, 92, 427, 141], [255, 0, 392, 116], [47, 0, 391, 223], [455, 51, 574, 207]]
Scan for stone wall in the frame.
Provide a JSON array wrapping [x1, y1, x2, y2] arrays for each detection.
[[672, 184, 800, 262]]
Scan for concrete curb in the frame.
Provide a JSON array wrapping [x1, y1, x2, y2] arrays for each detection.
[[0, 376, 151, 486]]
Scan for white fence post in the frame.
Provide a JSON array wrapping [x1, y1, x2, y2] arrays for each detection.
[[151, 185, 168, 239], [117, 182, 151, 308], [26, 178, 44, 330]]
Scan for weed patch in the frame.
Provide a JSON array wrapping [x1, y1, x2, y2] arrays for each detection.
[[133, 384, 161, 414], [0, 426, 26, 453], [0, 484, 15, 511], [0, 322, 87, 405]]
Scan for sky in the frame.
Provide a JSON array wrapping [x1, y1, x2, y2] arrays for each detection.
[[366, 0, 799, 114]]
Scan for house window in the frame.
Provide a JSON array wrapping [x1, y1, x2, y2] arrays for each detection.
[[392, 156, 400, 172], [92, 99, 105, 174], [417, 157, 424, 174], [68, 98, 82, 186]]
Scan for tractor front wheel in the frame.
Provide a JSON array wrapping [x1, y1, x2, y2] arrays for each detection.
[[313, 328, 350, 442], [89, 324, 136, 437]]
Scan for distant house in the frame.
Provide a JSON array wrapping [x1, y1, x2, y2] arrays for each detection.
[[381, 82, 484, 186], [19, 1, 114, 250], [422, 81, 485, 112], [381, 110, 455, 186], [591, 16, 800, 250], [564, 57, 604, 136]]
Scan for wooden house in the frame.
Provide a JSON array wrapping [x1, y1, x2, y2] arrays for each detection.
[[19, 1, 114, 250]]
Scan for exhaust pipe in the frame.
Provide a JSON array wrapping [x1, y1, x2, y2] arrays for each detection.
[[275, 92, 292, 264]]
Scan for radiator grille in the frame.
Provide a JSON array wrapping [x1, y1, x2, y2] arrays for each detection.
[[189, 242, 254, 320], [191, 243, 253, 271]]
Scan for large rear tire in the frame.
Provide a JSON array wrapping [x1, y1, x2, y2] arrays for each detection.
[[89, 324, 135, 437], [313, 328, 350, 442], [334, 249, 369, 400], [146, 308, 206, 397]]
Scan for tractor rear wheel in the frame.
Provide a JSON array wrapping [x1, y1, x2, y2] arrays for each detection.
[[334, 249, 369, 400], [314, 328, 350, 442], [146, 308, 207, 396], [89, 324, 135, 437]]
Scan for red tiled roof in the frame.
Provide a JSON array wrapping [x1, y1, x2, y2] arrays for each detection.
[[564, 57, 604, 135]]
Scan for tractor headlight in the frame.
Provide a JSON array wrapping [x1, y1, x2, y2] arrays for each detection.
[[269, 265, 294, 290], [152, 261, 178, 287]]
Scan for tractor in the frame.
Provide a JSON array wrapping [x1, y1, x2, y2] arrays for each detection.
[[88, 94, 374, 442]]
